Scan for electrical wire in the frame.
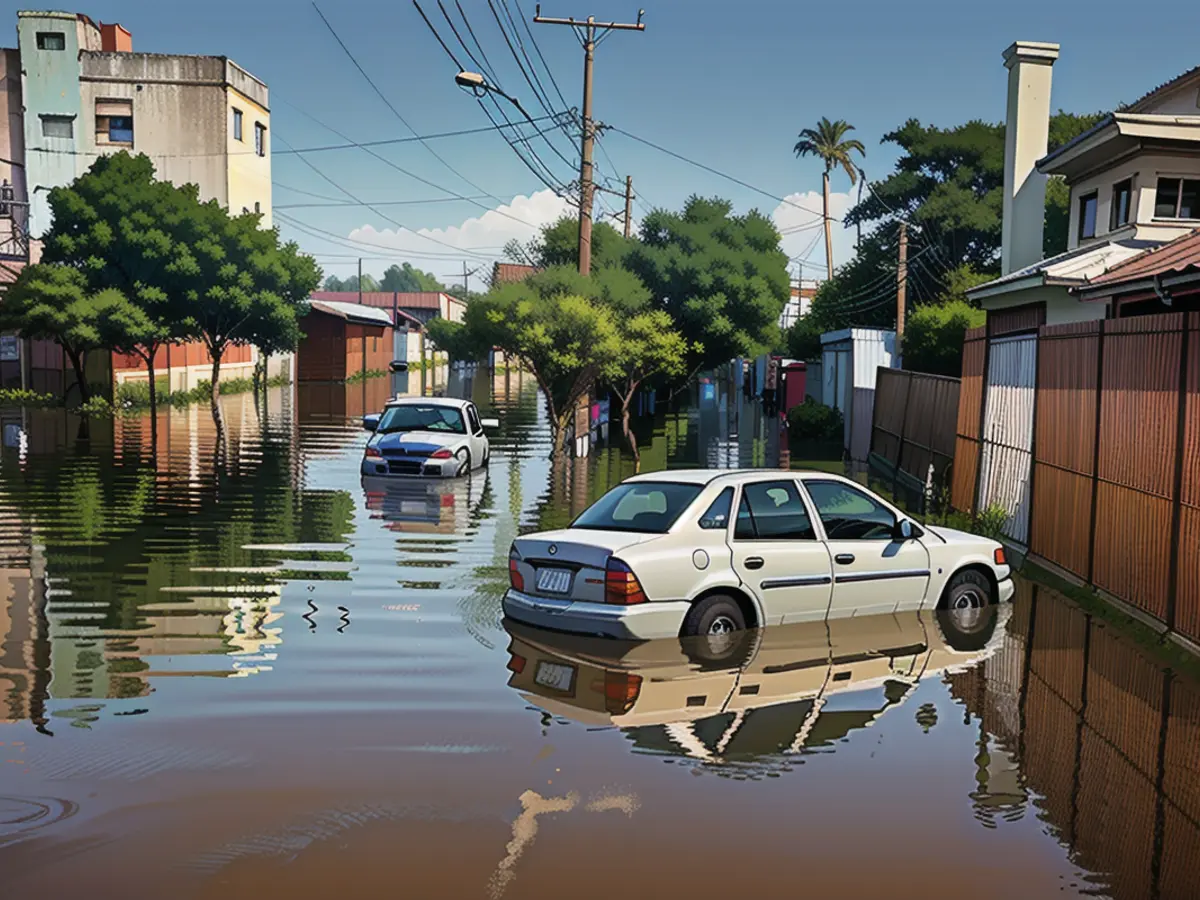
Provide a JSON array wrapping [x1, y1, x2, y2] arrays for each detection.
[[511, 0, 570, 111], [608, 127, 835, 221], [277, 211, 506, 261], [275, 195, 492, 210]]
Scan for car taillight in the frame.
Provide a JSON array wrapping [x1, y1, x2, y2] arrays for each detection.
[[431, 448, 453, 459], [605, 558, 646, 605], [506, 653, 526, 674], [602, 672, 643, 714], [365, 444, 382, 459], [994, 547, 1007, 566], [509, 548, 525, 591]]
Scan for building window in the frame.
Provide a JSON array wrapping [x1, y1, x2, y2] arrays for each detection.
[[95, 99, 133, 145], [254, 201, 260, 214], [1077, 192, 1098, 241], [254, 122, 266, 157], [36, 32, 65, 50], [40, 115, 73, 139], [233, 108, 243, 141], [1154, 177, 1200, 219], [1110, 179, 1132, 230]]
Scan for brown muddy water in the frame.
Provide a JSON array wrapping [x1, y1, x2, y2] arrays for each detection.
[[0, 370, 1198, 900]]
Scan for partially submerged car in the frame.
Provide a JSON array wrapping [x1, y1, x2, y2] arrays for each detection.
[[502, 604, 1010, 766], [503, 469, 1012, 640], [360, 397, 498, 479]]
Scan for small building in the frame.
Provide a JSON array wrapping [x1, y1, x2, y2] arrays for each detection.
[[492, 262, 537, 285], [297, 300, 393, 383], [779, 279, 819, 331], [820, 328, 899, 464]]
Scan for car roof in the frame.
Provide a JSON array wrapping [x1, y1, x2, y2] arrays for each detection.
[[623, 468, 851, 486], [383, 397, 471, 409]]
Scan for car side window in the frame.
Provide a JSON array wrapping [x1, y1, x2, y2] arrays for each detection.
[[804, 480, 896, 541], [698, 487, 734, 530], [467, 405, 482, 435], [734, 481, 815, 540]]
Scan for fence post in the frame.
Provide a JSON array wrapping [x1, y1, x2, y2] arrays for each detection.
[[1086, 322, 1106, 587], [972, 331, 993, 518], [1166, 319, 1190, 632], [893, 371, 915, 501]]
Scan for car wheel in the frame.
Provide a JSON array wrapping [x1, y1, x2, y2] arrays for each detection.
[[456, 450, 471, 477], [682, 594, 746, 640], [937, 569, 994, 648], [482, 444, 490, 466]]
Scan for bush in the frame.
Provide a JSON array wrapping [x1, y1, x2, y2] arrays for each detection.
[[784, 316, 823, 361], [787, 397, 843, 441], [902, 299, 985, 377], [75, 395, 113, 417], [344, 369, 388, 385], [0, 388, 58, 408]]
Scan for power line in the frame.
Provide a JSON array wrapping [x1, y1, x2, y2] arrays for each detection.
[[275, 195, 492, 211], [608, 126, 835, 221], [276, 115, 559, 154], [277, 211, 506, 261], [511, 0, 570, 110]]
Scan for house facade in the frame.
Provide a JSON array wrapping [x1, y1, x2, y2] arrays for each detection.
[[968, 44, 1200, 323], [0, 10, 278, 395]]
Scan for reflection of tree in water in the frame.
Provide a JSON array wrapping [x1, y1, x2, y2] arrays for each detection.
[[0, 407, 356, 708]]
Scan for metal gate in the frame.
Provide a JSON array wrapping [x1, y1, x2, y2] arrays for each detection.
[[977, 334, 1037, 546]]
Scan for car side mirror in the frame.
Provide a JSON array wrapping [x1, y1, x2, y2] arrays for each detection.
[[480, 417, 500, 429], [363, 414, 380, 432], [894, 519, 915, 541]]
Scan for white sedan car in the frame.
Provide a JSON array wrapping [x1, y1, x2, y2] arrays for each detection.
[[502, 469, 1013, 640], [360, 397, 497, 479]]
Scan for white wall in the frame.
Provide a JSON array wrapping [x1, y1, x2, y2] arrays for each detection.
[[1068, 151, 1200, 250]]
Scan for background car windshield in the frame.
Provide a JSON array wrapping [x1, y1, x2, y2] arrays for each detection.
[[572, 482, 703, 533], [377, 405, 466, 435]]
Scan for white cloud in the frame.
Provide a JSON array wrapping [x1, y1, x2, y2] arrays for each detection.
[[770, 189, 857, 278], [347, 189, 572, 261]]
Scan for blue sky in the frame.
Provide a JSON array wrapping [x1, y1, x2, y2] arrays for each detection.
[[28, 0, 1200, 286]]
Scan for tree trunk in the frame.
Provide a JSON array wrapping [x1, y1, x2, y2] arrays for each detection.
[[823, 168, 834, 282], [209, 344, 223, 417], [144, 346, 159, 461], [65, 348, 89, 404]]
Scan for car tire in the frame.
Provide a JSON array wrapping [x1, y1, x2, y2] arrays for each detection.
[[456, 450, 471, 477], [936, 569, 995, 650], [682, 594, 746, 639]]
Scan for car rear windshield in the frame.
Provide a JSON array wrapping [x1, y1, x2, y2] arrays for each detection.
[[376, 404, 465, 435], [571, 482, 704, 534]]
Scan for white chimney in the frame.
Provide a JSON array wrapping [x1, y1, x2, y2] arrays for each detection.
[[1001, 41, 1060, 276]]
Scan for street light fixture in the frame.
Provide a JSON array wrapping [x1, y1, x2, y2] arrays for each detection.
[[453, 71, 534, 124]]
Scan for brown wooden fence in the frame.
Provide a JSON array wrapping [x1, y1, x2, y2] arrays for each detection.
[[868, 368, 960, 512], [952, 312, 1200, 646]]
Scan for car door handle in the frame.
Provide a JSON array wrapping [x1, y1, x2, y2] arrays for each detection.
[[834, 553, 856, 565], [745, 557, 764, 570]]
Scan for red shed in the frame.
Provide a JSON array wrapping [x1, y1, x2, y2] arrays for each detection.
[[298, 300, 394, 382]]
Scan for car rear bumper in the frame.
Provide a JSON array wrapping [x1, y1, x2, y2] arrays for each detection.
[[997, 576, 1015, 604], [502, 589, 690, 640]]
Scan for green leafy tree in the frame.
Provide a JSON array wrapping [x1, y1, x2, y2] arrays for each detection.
[[785, 315, 824, 361], [901, 265, 988, 376], [453, 266, 624, 447], [794, 117, 866, 281], [323, 273, 379, 292], [380, 262, 444, 292], [513, 216, 631, 270], [602, 310, 691, 468], [0, 264, 133, 403], [624, 196, 789, 373]]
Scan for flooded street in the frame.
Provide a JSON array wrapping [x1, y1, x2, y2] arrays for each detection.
[[1, 371, 1198, 900]]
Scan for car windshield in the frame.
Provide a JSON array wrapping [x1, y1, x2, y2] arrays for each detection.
[[376, 404, 466, 435], [571, 482, 704, 534]]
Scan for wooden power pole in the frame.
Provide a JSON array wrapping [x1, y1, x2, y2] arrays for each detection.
[[623, 175, 634, 239], [896, 221, 908, 340], [534, 5, 645, 276]]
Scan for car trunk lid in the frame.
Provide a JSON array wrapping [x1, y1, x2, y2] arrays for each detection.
[[511, 530, 661, 603]]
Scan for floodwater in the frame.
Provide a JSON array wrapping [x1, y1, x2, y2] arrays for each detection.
[[1, 369, 1197, 900]]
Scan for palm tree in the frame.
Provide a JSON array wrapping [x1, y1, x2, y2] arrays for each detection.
[[794, 118, 866, 281]]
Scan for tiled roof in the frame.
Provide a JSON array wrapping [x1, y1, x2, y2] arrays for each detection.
[[492, 262, 537, 284], [1078, 229, 1200, 288], [1128, 64, 1200, 113]]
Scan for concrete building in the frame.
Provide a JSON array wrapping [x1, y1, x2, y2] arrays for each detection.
[[779, 279, 819, 330], [0, 10, 280, 392], [969, 43, 1200, 324]]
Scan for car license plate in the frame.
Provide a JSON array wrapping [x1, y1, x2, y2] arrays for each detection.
[[535, 661, 576, 693], [536, 567, 572, 594]]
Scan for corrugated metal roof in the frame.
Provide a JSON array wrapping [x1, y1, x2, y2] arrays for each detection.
[[492, 262, 537, 284], [308, 299, 394, 327], [1079, 228, 1200, 288], [309, 291, 466, 310], [968, 239, 1160, 296]]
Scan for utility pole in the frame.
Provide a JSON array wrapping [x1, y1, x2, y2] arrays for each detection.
[[534, 5, 645, 276], [896, 222, 908, 341], [357, 257, 363, 305], [623, 175, 634, 239]]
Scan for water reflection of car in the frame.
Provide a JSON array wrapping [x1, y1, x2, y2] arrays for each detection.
[[503, 605, 1008, 768], [361, 398, 497, 478], [362, 471, 487, 534], [503, 470, 1012, 640]]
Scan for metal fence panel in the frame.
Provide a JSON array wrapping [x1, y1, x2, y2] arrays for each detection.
[[979, 335, 1038, 545]]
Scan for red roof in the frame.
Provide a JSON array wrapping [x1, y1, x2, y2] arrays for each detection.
[[1080, 229, 1200, 289], [309, 291, 464, 310], [492, 262, 537, 284]]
